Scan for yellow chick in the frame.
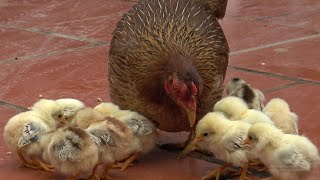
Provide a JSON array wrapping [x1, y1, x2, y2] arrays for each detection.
[[95, 102, 156, 159], [3, 99, 63, 171], [86, 116, 141, 178], [244, 123, 320, 180], [226, 78, 265, 111], [213, 96, 273, 125], [56, 98, 86, 122], [264, 98, 299, 134], [42, 126, 98, 180], [70, 107, 105, 129], [182, 112, 252, 180]]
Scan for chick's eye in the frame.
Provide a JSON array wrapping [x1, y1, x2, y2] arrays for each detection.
[[58, 114, 62, 118], [249, 136, 252, 140], [203, 133, 208, 137]]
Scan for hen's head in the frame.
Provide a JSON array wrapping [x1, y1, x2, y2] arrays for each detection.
[[163, 52, 203, 127]]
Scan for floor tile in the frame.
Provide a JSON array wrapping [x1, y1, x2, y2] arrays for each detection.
[[229, 38, 320, 82], [0, 28, 88, 61], [220, 17, 317, 52], [0, 0, 135, 27], [225, 0, 320, 19], [0, 46, 110, 108], [260, 8, 320, 32]]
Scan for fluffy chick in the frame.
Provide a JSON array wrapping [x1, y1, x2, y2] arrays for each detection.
[[264, 98, 299, 134], [214, 96, 273, 125], [3, 99, 63, 171], [42, 126, 98, 180], [226, 78, 265, 111], [56, 98, 85, 122], [86, 116, 141, 178], [183, 112, 252, 180], [95, 102, 156, 156], [245, 123, 320, 180], [70, 107, 105, 129]]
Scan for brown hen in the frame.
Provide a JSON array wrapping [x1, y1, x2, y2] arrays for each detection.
[[108, 0, 229, 151]]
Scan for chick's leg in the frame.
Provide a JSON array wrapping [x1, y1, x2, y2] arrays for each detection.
[[17, 149, 37, 169], [112, 153, 138, 171], [202, 163, 229, 180], [66, 173, 80, 180], [30, 155, 55, 172], [89, 163, 102, 180], [239, 162, 250, 180], [101, 164, 113, 180]]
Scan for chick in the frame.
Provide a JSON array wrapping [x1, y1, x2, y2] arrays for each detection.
[[42, 126, 98, 180], [3, 99, 63, 171], [182, 112, 252, 180], [244, 123, 320, 180], [264, 98, 299, 134], [214, 96, 273, 125], [70, 107, 105, 129], [226, 78, 265, 111], [94, 103, 157, 169], [86, 116, 141, 178], [56, 98, 86, 122]]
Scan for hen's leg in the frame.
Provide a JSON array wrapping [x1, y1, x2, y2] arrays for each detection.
[[17, 149, 37, 169]]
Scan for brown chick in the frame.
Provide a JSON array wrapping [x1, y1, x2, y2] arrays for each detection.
[[108, 0, 229, 153], [86, 117, 141, 179], [70, 107, 105, 129], [94, 103, 157, 170], [42, 126, 98, 180], [3, 99, 64, 171], [226, 78, 265, 111], [264, 98, 299, 134]]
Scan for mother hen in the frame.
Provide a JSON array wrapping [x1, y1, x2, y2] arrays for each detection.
[[108, 0, 229, 150]]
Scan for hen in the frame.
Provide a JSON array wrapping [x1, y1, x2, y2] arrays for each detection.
[[108, 0, 229, 151]]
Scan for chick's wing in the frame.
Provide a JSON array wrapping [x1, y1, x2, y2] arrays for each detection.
[[18, 121, 47, 147], [276, 146, 311, 171]]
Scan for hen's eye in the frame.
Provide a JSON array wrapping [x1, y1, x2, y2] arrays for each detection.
[[203, 133, 208, 137]]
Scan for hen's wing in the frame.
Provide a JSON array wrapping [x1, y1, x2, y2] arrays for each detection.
[[18, 121, 47, 147]]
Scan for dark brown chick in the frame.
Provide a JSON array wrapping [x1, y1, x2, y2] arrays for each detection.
[[108, 0, 229, 148]]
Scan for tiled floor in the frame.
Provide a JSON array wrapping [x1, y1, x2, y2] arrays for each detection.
[[0, 0, 319, 179]]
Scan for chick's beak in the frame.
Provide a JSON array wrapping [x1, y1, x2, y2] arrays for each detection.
[[243, 138, 251, 145]]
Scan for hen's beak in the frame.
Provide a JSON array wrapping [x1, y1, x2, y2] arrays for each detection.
[[178, 136, 204, 159], [184, 108, 196, 127], [243, 138, 251, 145]]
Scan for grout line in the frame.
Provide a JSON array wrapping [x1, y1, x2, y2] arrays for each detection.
[[263, 82, 303, 94], [229, 33, 320, 56], [0, 43, 109, 64], [0, 101, 28, 112], [0, 24, 109, 45], [228, 65, 320, 86]]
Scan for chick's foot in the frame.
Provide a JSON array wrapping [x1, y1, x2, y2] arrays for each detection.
[[112, 153, 138, 171]]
